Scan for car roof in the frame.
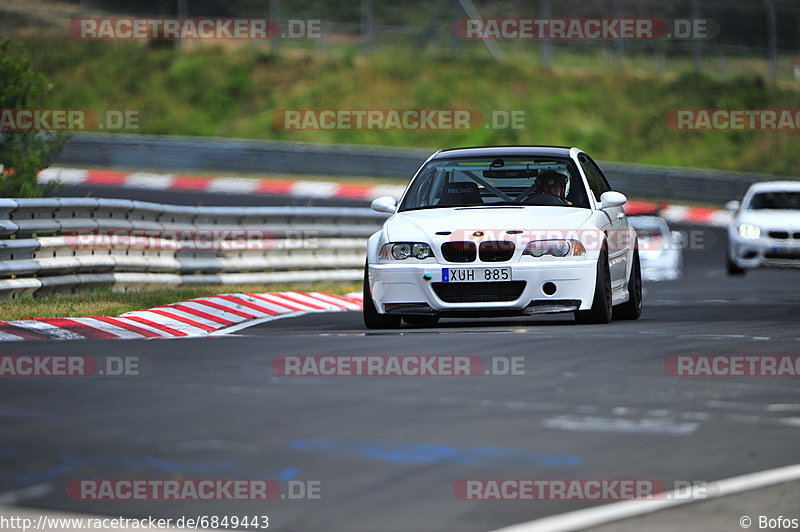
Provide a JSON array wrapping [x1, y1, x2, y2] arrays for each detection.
[[431, 146, 577, 159], [748, 181, 800, 193]]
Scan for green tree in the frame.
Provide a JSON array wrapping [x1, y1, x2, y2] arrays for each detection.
[[0, 39, 69, 198]]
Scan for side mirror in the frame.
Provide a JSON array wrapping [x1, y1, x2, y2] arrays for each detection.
[[600, 191, 627, 209], [371, 196, 397, 214], [725, 200, 740, 212]]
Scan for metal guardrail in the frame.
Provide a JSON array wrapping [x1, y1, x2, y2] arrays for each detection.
[[0, 198, 387, 298], [55, 134, 797, 206], [55, 133, 430, 179]]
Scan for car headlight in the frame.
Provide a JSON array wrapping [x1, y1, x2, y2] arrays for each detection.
[[738, 224, 761, 239], [378, 242, 434, 260], [640, 248, 663, 260], [523, 240, 586, 258]]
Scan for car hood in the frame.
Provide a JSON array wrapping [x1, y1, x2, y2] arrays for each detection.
[[737, 210, 800, 230], [385, 206, 595, 242]]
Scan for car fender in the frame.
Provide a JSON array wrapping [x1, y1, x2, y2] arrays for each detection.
[[367, 230, 386, 264]]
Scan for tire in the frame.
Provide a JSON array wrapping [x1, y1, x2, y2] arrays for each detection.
[[726, 249, 746, 276], [402, 316, 440, 327], [614, 247, 642, 320], [363, 265, 401, 329], [575, 247, 613, 324]]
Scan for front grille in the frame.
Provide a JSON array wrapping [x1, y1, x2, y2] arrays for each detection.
[[441, 241, 477, 263], [765, 249, 800, 260], [768, 231, 800, 240], [479, 241, 515, 262], [769, 231, 790, 239], [432, 281, 526, 303]]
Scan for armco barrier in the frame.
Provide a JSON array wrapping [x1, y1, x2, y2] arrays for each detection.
[[54, 134, 797, 205], [0, 198, 387, 298]]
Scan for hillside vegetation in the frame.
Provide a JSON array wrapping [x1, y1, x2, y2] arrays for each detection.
[[21, 38, 800, 175]]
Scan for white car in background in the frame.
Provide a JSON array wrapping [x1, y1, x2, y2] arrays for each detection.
[[726, 181, 800, 275], [628, 215, 683, 281], [363, 146, 642, 328]]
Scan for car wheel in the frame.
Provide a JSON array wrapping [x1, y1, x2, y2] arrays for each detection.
[[363, 265, 401, 330], [402, 316, 440, 327], [575, 247, 612, 324], [726, 248, 746, 276], [614, 247, 642, 320]]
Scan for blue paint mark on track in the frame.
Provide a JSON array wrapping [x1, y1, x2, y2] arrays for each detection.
[[289, 439, 581, 467], [0, 406, 59, 421], [0, 450, 299, 487]]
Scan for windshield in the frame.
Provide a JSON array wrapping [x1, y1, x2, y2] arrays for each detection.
[[398, 156, 590, 211], [629, 218, 667, 239], [747, 191, 800, 210], [634, 227, 665, 239]]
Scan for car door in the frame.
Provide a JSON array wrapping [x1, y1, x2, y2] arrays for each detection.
[[579, 154, 630, 290]]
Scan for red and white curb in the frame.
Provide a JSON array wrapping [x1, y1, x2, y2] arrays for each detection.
[[38, 167, 406, 202], [0, 292, 363, 341], [625, 201, 731, 227], [38, 168, 731, 225]]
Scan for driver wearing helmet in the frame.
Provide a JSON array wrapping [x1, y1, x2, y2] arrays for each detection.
[[536, 170, 572, 205]]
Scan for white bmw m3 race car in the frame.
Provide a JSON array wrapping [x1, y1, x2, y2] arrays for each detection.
[[628, 215, 683, 281], [726, 181, 800, 275], [363, 146, 642, 328]]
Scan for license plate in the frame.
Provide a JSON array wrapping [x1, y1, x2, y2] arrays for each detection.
[[442, 267, 512, 283]]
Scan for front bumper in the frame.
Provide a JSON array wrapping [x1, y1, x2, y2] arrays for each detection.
[[729, 237, 800, 269], [368, 260, 597, 316], [640, 251, 681, 281], [641, 267, 680, 282]]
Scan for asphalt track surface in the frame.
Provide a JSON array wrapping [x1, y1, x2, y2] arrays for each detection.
[[1, 185, 798, 531]]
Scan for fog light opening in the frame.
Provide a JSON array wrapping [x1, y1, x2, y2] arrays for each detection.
[[542, 282, 557, 296]]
